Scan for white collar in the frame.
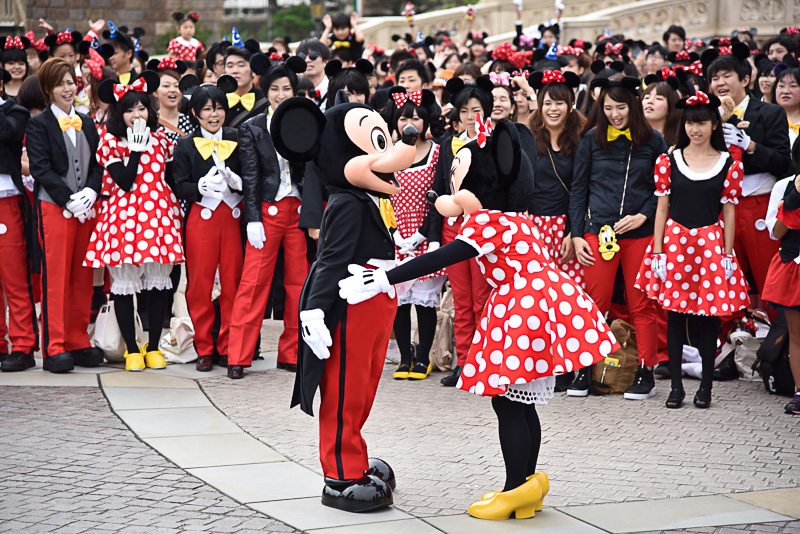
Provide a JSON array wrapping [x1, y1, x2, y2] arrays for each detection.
[[734, 95, 750, 113], [200, 127, 223, 141], [459, 130, 477, 142], [175, 36, 197, 46], [673, 149, 729, 181], [315, 76, 329, 93], [50, 103, 75, 119], [0, 96, 5, 105]]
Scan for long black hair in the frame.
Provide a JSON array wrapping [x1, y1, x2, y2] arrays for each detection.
[[675, 101, 727, 152], [106, 90, 159, 139]]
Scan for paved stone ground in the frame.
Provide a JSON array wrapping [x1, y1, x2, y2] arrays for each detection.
[[636, 523, 800, 534]]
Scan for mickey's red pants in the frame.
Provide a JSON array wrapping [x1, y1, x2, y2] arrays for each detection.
[[582, 233, 658, 366], [38, 201, 93, 357], [184, 203, 244, 358], [733, 194, 779, 294], [319, 291, 396, 480], [229, 198, 307, 366], [442, 219, 492, 366], [0, 196, 37, 354]]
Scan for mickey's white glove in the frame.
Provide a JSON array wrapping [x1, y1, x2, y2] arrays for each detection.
[[651, 253, 667, 282], [338, 264, 392, 305], [722, 254, 735, 280], [392, 231, 408, 250], [427, 241, 440, 252], [198, 168, 226, 199], [722, 123, 751, 151], [246, 222, 266, 249], [221, 167, 242, 191], [554, 0, 565, 12], [126, 118, 151, 152], [300, 309, 332, 360], [22, 175, 34, 192], [66, 187, 98, 218], [513, 0, 523, 9], [76, 208, 96, 224], [399, 231, 426, 255]]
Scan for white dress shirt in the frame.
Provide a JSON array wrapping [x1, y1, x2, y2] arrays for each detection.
[[197, 127, 243, 210]]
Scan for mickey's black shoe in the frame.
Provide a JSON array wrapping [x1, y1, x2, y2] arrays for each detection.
[[321, 475, 393, 513], [365, 457, 396, 490], [1, 351, 35, 372], [43, 352, 74, 373], [72, 347, 105, 367], [440, 366, 462, 387]]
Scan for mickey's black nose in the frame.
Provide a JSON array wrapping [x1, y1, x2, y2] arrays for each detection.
[[401, 125, 419, 146], [425, 190, 438, 205]]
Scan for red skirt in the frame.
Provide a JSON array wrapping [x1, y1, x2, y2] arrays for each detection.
[[634, 219, 750, 316], [761, 253, 800, 308], [530, 214, 585, 288]]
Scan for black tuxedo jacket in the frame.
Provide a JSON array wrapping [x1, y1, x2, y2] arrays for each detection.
[[742, 98, 792, 180]]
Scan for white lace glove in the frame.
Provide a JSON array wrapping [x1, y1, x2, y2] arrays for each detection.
[[246, 222, 266, 249], [220, 167, 242, 191], [300, 309, 332, 360], [399, 231, 426, 255], [426, 241, 440, 252], [338, 264, 392, 305], [126, 118, 151, 152], [66, 187, 98, 217], [722, 123, 751, 151], [722, 254, 735, 280], [651, 253, 667, 282], [198, 168, 226, 200]]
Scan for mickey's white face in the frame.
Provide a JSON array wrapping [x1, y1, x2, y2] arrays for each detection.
[[435, 146, 482, 217]]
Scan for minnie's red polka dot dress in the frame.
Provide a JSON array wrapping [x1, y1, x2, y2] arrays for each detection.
[[454, 210, 620, 399], [86, 130, 185, 268], [167, 37, 205, 62], [530, 214, 584, 288], [635, 151, 749, 316]]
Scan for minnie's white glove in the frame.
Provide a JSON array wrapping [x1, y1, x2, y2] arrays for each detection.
[[221, 167, 242, 191], [246, 222, 266, 249], [300, 309, 332, 360], [126, 118, 151, 152], [338, 264, 392, 305], [651, 253, 667, 282], [198, 168, 226, 199], [399, 231, 426, 255], [722, 254, 735, 280], [722, 123, 751, 151]]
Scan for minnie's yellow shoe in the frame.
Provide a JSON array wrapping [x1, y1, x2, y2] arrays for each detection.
[[480, 471, 549, 511], [124, 350, 146, 372], [142, 343, 166, 369], [468, 476, 542, 520], [408, 361, 432, 380], [393, 363, 410, 380]]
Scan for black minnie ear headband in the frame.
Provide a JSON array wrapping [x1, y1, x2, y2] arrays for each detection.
[[674, 90, 720, 109], [324, 58, 374, 78], [97, 70, 160, 105], [179, 73, 238, 95], [590, 75, 640, 95], [529, 69, 581, 90], [643, 67, 680, 91]]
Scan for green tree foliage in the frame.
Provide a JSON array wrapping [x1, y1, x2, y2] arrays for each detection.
[[270, 4, 317, 42]]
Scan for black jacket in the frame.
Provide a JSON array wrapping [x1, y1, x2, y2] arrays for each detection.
[[238, 112, 304, 224], [225, 87, 269, 128], [298, 163, 327, 230], [528, 136, 574, 232], [570, 129, 667, 240], [26, 107, 103, 207], [741, 98, 792, 180], [292, 189, 395, 415]]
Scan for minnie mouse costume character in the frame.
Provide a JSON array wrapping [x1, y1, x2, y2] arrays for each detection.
[[269, 93, 419, 512], [340, 118, 619, 520]]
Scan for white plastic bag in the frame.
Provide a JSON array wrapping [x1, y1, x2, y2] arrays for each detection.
[[159, 316, 197, 364], [90, 301, 144, 362]]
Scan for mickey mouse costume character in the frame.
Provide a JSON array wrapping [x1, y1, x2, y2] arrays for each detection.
[[269, 92, 420, 512], [340, 117, 619, 520]]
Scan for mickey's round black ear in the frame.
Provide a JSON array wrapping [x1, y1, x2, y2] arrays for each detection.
[[528, 71, 545, 89], [97, 79, 118, 104], [392, 34, 401, 42], [609, 60, 625, 73], [138, 50, 150, 64], [563, 71, 581, 88], [216, 74, 238, 94], [244, 39, 261, 54], [491, 119, 520, 183], [175, 60, 187, 74], [99, 43, 115, 61], [590, 60, 605, 74], [424, 36, 434, 47], [178, 73, 200, 93], [643, 73, 658, 86], [538, 24, 546, 32], [700, 48, 719, 70], [43, 34, 57, 48], [219, 41, 231, 54], [590, 77, 610, 91], [354, 58, 374, 75], [445, 77, 464, 95], [620, 76, 641, 93], [732, 41, 751, 61], [665, 76, 680, 90], [78, 40, 93, 56], [475, 74, 494, 93], [324, 59, 343, 77], [270, 96, 326, 162], [557, 56, 569, 67], [532, 48, 545, 62], [136, 70, 161, 93], [286, 55, 307, 74], [146, 58, 160, 71], [250, 53, 271, 76]]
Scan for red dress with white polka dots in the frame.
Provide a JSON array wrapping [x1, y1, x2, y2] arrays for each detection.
[[454, 210, 620, 398], [167, 37, 205, 62], [86, 130, 185, 268], [530, 214, 584, 288], [634, 151, 749, 316]]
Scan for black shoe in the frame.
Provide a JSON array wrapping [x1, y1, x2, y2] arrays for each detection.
[[693, 387, 712, 408], [276, 361, 286, 370], [365, 458, 396, 490], [665, 388, 685, 409], [321, 475, 393, 513], [1, 351, 35, 372], [440, 366, 462, 387], [71, 347, 105, 367], [0, 352, 7, 362], [554, 371, 575, 392], [43, 352, 74, 373], [217, 354, 229, 368], [567, 368, 590, 397], [624, 364, 656, 400], [713, 352, 738, 381], [227, 365, 244, 379], [277, 361, 297, 372], [654, 362, 671, 379]]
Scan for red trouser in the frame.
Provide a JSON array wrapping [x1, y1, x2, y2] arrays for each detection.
[[442, 219, 492, 366], [582, 233, 658, 366], [229, 198, 308, 366], [734, 194, 779, 294], [39, 201, 94, 357], [319, 291, 396, 480], [184, 203, 244, 358], [0, 196, 37, 353]]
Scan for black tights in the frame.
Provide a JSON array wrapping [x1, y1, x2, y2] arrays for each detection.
[[393, 304, 437, 366], [113, 290, 169, 354], [491, 396, 541, 492], [667, 311, 720, 392]]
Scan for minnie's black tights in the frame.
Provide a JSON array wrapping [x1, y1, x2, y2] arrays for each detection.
[[393, 304, 437, 366], [491, 395, 542, 492], [667, 311, 720, 391], [113, 290, 169, 354]]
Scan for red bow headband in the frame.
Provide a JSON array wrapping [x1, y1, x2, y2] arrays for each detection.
[[660, 66, 676, 79], [112, 76, 149, 101], [25, 31, 47, 52], [56, 31, 75, 45], [604, 42, 623, 55], [718, 46, 732, 55], [511, 69, 530, 79], [188, 11, 200, 20], [392, 89, 423, 107], [717, 37, 731, 46], [156, 57, 178, 70], [4, 36, 24, 50], [475, 112, 492, 149], [685, 91, 710, 106], [492, 42, 515, 62], [786, 26, 800, 35], [686, 60, 703, 76], [558, 45, 583, 56], [84, 48, 106, 81], [269, 52, 284, 61], [541, 69, 566, 84], [509, 50, 531, 70], [674, 50, 691, 61]]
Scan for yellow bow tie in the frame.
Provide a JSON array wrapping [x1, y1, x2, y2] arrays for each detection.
[[451, 136, 466, 153], [333, 40, 351, 49], [58, 116, 83, 132], [379, 198, 396, 230], [74, 96, 91, 109], [607, 125, 632, 142], [118, 71, 131, 86], [227, 92, 256, 111], [789, 119, 800, 135], [733, 108, 744, 119], [193, 137, 238, 161]]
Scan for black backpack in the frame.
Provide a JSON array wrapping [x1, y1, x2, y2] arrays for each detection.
[[752, 312, 795, 397]]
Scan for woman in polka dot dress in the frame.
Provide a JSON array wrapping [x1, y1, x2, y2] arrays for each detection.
[[167, 11, 204, 62], [89, 71, 185, 372], [634, 92, 749, 409], [341, 119, 619, 521]]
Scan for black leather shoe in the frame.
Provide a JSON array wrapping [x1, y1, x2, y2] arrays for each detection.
[[321, 475, 393, 513], [0, 352, 7, 362], [43, 352, 74, 373], [1, 351, 35, 372], [196, 355, 213, 372], [440, 366, 462, 387], [693, 387, 712, 408], [665, 388, 685, 409], [217, 354, 229, 368], [227, 365, 244, 379], [365, 458, 396, 490], [72, 347, 105, 367]]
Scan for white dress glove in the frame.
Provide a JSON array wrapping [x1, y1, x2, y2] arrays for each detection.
[[246, 222, 266, 249], [722, 123, 751, 151], [126, 118, 151, 152], [221, 168, 242, 191], [299, 309, 332, 360], [392, 231, 407, 250], [722, 254, 735, 280], [198, 168, 226, 200], [399, 231, 426, 255], [426, 241, 440, 252], [66, 187, 98, 218], [651, 253, 667, 282], [338, 264, 392, 305]]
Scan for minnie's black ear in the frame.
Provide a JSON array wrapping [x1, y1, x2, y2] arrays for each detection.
[[178, 73, 200, 93], [528, 71, 545, 89], [475, 74, 494, 93], [43, 34, 57, 48], [609, 60, 625, 72], [643, 73, 658, 86], [0, 68, 11, 84], [590, 59, 605, 74], [445, 77, 464, 94], [354, 58, 374, 75], [732, 41, 751, 61], [78, 40, 94, 56], [491, 119, 520, 183], [244, 39, 261, 54], [175, 60, 187, 74], [665, 76, 680, 90], [324, 59, 343, 77], [250, 53, 271, 75], [97, 79, 118, 104], [136, 70, 161, 93], [532, 49, 545, 62], [286, 55, 307, 74], [216, 74, 238, 94], [420, 89, 436, 105], [146, 58, 160, 71], [424, 36, 434, 47], [700, 48, 719, 70], [38, 50, 49, 62], [99, 43, 115, 60], [270, 96, 326, 162], [563, 71, 581, 88], [388, 85, 407, 96]]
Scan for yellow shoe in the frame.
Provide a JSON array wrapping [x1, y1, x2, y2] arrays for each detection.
[[393, 363, 410, 380], [468, 477, 542, 520], [144, 346, 167, 369], [408, 361, 432, 380], [480, 472, 549, 509], [124, 350, 146, 372]]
